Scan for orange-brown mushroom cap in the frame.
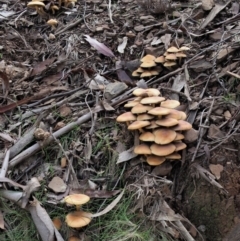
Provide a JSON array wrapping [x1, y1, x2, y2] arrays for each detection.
[[65, 211, 91, 228], [128, 120, 150, 130], [134, 144, 151, 155], [153, 128, 177, 145], [150, 143, 176, 156], [64, 194, 90, 206], [116, 112, 137, 122], [146, 155, 165, 166]]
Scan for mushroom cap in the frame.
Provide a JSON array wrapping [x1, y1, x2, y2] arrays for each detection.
[[68, 236, 81, 241], [153, 128, 177, 145], [155, 56, 165, 63], [128, 120, 150, 130], [64, 194, 90, 205], [179, 46, 190, 51], [132, 88, 160, 97], [132, 88, 148, 97], [134, 144, 151, 155], [156, 117, 179, 127], [131, 103, 153, 114], [141, 71, 152, 78], [52, 217, 62, 230], [137, 114, 154, 121], [141, 54, 156, 62], [150, 143, 176, 156], [124, 101, 139, 108], [132, 70, 140, 77], [141, 96, 165, 105], [166, 109, 186, 120], [140, 61, 156, 68], [148, 107, 170, 116], [165, 152, 181, 160], [161, 100, 180, 109], [150, 70, 160, 76], [164, 62, 177, 68], [172, 120, 192, 131], [136, 67, 144, 73], [146, 155, 165, 166], [139, 132, 155, 142], [174, 133, 185, 141], [145, 121, 159, 129], [167, 46, 179, 53], [165, 54, 177, 61], [47, 19, 58, 26], [176, 52, 187, 58], [27, 1, 45, 7], [174, 141, 187, 151], [116, 112, 136, 122], [65, 211, 91, 228]]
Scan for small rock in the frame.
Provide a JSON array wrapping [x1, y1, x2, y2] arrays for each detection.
[[59, 105, 72, 117], [48, 176, 67, 193], [184, 128, 199, 143], [104, 82, 128, 100], [224, 110, 231, 120], [208, 124, 225, 139]]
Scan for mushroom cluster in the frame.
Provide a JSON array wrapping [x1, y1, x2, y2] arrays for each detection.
[[132, 46, 190, 77], [116, 88, 192, 166], [27, 0, 76, 15]]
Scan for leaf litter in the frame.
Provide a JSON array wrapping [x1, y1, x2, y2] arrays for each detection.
[[0, 0, 240, 240]]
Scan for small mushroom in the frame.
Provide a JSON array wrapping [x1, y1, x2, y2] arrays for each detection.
[[47, 19, 58, 30], [174, 141, 187, 151], [148, 107, 171, 116], [131, 103, 153, 114], [172, 120, 192, 131], [65, 211, 92, 228], [155, 117, 179, 127], [146, 155, 165, 166], [150, 143, 176, 156], [116, 112, 136, 126], [134, 144, 152, 155], [27, 1, 46, 16], [139, 132, 155, 142], [165, 152, 181, 160], [128, 120, 150, 132], [140, 96, 165, 106], [132, 70, 140, 77], [160, 100, 180, 109], [166, 46, 179, 53], [137, 114, 154, 121], [64, 194, 90, 210], [155, 56, 165, 64], [163, 61, 177, 69], [153, 128, 177, 145]]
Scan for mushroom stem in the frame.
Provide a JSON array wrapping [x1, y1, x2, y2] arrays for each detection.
[[76, 205, 81, 210]]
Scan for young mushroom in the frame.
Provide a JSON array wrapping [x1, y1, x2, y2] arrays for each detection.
[[150, 143, 176, 156], [128, 120, 150, 133], [66, 211, 92, 228], [27, 1, 46, 16], [153, 128, 177, 145], [146, 155, 166, 166], [64, 194, 90, 210], [47, 19, 58, 30], [116, 112, 137, 126]]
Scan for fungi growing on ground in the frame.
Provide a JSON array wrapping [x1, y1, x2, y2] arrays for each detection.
[[65, 211, 92, 228], [116, 88, 193, 167], [64, 193, 90, 210], [27, 1, 46, 16]]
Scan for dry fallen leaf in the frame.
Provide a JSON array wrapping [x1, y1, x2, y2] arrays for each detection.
[[84, 35, 115, 57], [209, 164, 224, 180]]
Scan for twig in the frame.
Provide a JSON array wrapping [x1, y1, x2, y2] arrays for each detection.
[[0, 150, 10, 178], [107, 0, 114, 23]]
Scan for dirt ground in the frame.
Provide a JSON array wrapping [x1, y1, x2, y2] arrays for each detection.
[[1, 0, 240, 240]]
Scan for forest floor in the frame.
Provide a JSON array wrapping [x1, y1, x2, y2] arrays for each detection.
[[1, 0, 240, 240]]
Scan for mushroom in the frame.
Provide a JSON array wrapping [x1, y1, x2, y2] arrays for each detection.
[[139, 132, 155, 142], [145, 121, 159, 130], [165, 109, 186, 120], [165, 152, 181, 160], [166, 46, 179, 53], [27, 1, 46, 16], [153, 128, 177, 145], [150, 143, 176, 156], [140, 54, 156, 62], [146, 155, 165, 166], [165, 53, 177, 61], [68, 236, 81, 241], [174, 132, 185, 141], [132, 70, 140, 77], [116, 112, 137, 126], [137, 114, 154, 121], [155, 117, 179, 127], [52, 217, 62, 230], [140, 70, 152, 78], [64, 194, 90, 210], [163, 61, 177, 69], [160, 100, 180, 109], [132, 88, 160, 97], [148, 107, 171, 117], [172, 120, 192, 131], [65, 211, 92, 228], [131, 103, 153, 114], [134, 144, 151, 155], [50, 5, 59, 14], [155, 56, 165, 64], [174, 141, 187, 151], [128, 120, 150, 132], [47, 19, 58, 30], [140, 96, 165, 106], [124, 101, 140, 108], [140, 61, 156, 68]]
